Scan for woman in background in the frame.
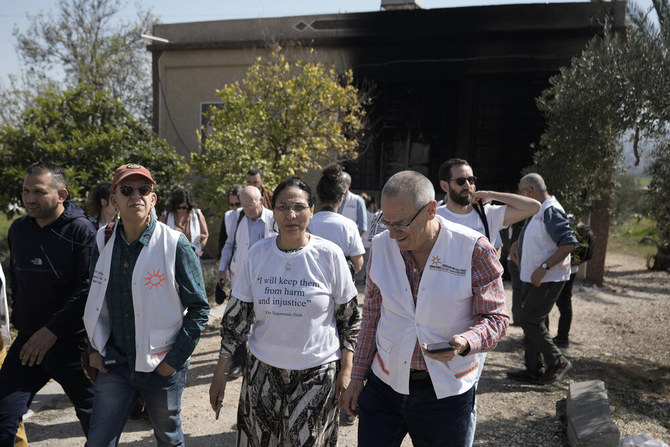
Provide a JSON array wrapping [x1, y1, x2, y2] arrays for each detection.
[[308, 163, 365, 276], [160, 186, 209, 256], [86, 182, 116, 228]]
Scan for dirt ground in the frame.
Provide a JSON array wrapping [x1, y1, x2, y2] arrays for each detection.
[[22, 252, 670, 446]]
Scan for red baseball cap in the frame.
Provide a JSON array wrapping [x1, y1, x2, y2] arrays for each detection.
[[111, 163, 156, 191]]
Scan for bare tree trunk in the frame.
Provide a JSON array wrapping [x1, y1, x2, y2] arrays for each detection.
[[586, 193, 611, 286]]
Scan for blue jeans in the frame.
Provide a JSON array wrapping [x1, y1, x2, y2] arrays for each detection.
[[358, 372, 474, 447], [86, 363, 187, 447], [0, 335, 93, 446]]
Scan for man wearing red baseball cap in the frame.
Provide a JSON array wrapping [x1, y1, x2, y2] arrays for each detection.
[[84, 163, 210, 446]]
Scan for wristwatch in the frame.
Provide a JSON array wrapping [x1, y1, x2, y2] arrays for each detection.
[[541, 262, 550, 270]]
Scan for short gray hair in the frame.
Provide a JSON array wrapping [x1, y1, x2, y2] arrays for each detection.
[[520, 173, 547, 193], [382, 171, 435, 209]]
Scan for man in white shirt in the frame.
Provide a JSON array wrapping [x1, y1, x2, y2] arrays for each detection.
[[436, 158, 539, 447], [437, 158, 541, 249], [509, 173, 577, 385], [216, 186, 276, 377], [337, 171, 367, 236]]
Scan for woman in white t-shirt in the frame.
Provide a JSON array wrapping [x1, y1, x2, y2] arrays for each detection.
[[308, 163, 365, 276], [209, 178, 361, 447]]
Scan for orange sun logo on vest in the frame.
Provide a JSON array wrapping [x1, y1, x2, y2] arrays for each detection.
[[145, 268, 166, 289], [431, 256, 441, 266]]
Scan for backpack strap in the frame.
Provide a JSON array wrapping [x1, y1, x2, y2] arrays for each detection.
[[231, 210, 246, 258], [472, 200, 490, 242], [104, 220, 116, 245]]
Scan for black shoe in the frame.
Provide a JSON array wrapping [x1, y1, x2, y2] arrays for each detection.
[[506, 369, 541, 383], [538, 358, 572, 384], [228, 364, 243, 379], [553, 336, 569, 348]]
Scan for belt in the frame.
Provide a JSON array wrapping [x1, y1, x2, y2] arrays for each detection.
[[409, 369, 430, 381]]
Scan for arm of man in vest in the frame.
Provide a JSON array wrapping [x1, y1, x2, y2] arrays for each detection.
[[356, 195, 368, 236], [216, 215, 239, 289], [18, 223, 96, 367], [474, 190, 541, 227], [341, 247, 381, 416], [156, 236, 210, 376], [529, 207, 578, 287]]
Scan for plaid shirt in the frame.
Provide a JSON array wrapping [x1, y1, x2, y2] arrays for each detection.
[[90, 218, 210, 376], [351, 236, 508, 381]]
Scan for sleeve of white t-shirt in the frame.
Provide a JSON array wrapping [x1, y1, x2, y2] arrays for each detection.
[[330, 246, 358, 305], [231, 243, 256, 303], [348, 224, 366, 257], [486, 204, 508, 232]]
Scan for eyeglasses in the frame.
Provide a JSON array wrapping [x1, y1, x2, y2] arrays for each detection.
[[228, 201, 241, 208], [176, 205, 189, 211], [450, 176, 477, 186], [274, 204, 310, 214], [118, 185, 153, 197], [381, 203, 428, 231]]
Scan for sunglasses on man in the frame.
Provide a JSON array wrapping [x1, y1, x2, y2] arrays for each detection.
[[450, 176, 477, 186], [118, 185, 153, 196]]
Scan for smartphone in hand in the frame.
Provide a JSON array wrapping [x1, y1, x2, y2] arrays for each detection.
[[425, 342, 455, 353]]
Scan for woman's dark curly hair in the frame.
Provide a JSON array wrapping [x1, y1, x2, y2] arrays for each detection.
[[167, 186, 197, 213]]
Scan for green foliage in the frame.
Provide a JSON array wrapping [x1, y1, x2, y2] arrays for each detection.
[[608, 217, 658, 260], [10, 0, 155, 121], [533, 28, 629, 218], [191, 49, 368, 217], [611, 173, 647, 224], [646, 141, 670, 269], [533, 1, 670, 269], [0, 85, 185, 217]]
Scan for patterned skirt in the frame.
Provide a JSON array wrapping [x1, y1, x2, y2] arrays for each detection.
[[236, 353, 339, 447]]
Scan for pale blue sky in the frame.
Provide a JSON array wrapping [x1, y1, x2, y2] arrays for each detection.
[[4, 0, 650, 87]]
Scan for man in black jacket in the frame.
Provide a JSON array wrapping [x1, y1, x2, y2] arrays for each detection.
[[0, 162, 95, 445]]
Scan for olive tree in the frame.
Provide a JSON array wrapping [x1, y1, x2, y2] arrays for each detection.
[[0, 85, 184, 217], [532, 1, 670, 271]]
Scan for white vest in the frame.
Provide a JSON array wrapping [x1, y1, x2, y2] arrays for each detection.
[[229, 207, 275, 289], [84, 222, 184, 372], [166, 209, 203, 256], [370, 215, 483, 399], [520, 196, 572, 283]]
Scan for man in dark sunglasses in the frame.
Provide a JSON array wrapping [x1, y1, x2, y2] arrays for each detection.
[[83, 163, 210, 446], [436, 158, 540, 447], [1, 162, 96, 444]]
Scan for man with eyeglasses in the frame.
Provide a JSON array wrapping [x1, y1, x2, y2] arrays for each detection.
[[216, 186, 276, 378], [83, 163, 210, 446], [0, 162, 96, 445], [436, 158, 540, 446], [507, 173, 577, 385], [342, 170, 509, 447]]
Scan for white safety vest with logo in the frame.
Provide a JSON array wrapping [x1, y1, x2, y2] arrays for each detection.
[[520, 196, 572, 283], [84, 221, 184, 372], [369, 215, 483, 399], [229, 207, 275, 289]]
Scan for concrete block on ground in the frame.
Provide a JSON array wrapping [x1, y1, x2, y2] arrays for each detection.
[[567, 380, 620, 447]]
